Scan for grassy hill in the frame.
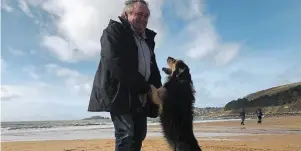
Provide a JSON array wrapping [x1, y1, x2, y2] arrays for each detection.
[[148, 82, 301, 121], [224, 82, 301, 114], [245, 82, 301, 101]]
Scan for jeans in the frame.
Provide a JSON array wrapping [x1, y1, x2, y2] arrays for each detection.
[[257, 116, 262, 123], [241, 118, 245, 125], [110, 110, 147, 151]]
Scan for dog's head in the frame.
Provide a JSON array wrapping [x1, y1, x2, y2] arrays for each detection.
[[162, 56, 192, 83]]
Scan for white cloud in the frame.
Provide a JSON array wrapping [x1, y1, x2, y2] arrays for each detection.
[[30, 49, 38, 55], [173, 0, 204, 21], [42, 35, 76, 62], [18, 0, 34, 18], [214, 43, 240, 66], [190, 50, 301, 107], [20, 0, 238, 66], [1, 0, 14, 12], [0, 84, 48, 101], [22, 0, 166, 62], [8, 47, 26, 56], [45, 64, 93, 95], [1, 85, 23, 101], [275, 64, 301, 86], [22, 0, 43, 7], [23, 66, 40, 80], [146, 0, 166, 47], [174, 0, 241, 65], [0, 57, 5, 73]]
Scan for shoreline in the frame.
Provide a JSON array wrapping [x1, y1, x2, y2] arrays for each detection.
[[1, 118, 242, 143], [2, 115, 301, 142], [2, 116, 301, 151]]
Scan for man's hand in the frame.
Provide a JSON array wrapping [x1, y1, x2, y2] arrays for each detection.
[[147, 84, 156, 98], [147, 84, 160, 105]]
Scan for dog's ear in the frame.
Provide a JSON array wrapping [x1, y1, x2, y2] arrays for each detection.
[[175, 67, 187, 77], [173, 60, 189, 78]]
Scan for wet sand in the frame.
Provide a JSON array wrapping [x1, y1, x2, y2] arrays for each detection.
[[2, 116, 301, 151]]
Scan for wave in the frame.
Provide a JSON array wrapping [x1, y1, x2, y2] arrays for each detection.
[[1, 119, 238, 133], [1, 122, 113, 132]]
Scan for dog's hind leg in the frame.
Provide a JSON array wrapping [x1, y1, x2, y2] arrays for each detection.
[[174, 143, 202, 151], [169, 138, 201, 151]]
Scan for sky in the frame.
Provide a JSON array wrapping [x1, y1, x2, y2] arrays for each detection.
[[1, 0, 301, 122]]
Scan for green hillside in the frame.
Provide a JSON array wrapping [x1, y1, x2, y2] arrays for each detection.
[[224, 82, 301, 111]]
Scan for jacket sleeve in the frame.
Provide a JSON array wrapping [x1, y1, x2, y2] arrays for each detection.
[[100, 24, 150, 94]]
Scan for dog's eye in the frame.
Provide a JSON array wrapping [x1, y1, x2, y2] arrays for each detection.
[[175, 67, 186, 77]]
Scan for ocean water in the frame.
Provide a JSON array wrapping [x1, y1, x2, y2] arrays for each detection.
[[1, 118, 161, 142], [1, 118, 241, 142]]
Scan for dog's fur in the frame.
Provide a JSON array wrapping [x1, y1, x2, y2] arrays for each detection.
[[150, 57, 202, 151]]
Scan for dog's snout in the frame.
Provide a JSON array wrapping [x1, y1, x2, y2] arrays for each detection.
[[162, 67, 172, 75]]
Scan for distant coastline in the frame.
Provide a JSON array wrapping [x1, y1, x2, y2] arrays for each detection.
[[82, 116, 110, 120]]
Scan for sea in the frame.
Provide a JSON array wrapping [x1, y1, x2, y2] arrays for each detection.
[[1, 118, 240, 142]]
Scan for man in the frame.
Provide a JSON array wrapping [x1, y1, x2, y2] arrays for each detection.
[[88, 0, 162, 151], [240, 108, 246, 125], [256, 108, 263, 124]]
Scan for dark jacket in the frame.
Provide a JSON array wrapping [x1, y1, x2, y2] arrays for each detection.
[[87, 17, 162, 118], [240, 111, 245, 118], [256, 110, 263, 117]]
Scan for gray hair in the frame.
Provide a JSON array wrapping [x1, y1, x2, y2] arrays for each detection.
[[121, 0, 149, 18]]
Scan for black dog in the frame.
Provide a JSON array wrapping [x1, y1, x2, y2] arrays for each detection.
[[150, 56, 202, 151]]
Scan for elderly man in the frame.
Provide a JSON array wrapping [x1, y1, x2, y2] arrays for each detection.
[[88, 0, 162, 150]]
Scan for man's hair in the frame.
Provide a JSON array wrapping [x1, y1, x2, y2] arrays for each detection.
[[121, 0, 149, 18]]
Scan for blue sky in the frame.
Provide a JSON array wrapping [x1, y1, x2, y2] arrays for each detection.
[[1, 0, 300, 121]]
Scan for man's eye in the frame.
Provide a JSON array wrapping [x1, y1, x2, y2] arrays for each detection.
[[135, 12, 148, 18]]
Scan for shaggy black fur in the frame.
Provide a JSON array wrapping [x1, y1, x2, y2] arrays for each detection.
[[159, 57, 202, 151]]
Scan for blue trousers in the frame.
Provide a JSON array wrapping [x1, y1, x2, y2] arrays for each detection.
[[110, 111, 147, 151]]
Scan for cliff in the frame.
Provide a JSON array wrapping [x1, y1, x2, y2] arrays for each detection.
[[224, 82, 301, 114]]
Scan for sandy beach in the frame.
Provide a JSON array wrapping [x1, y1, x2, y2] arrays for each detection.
[[2, 116, 301, 151]]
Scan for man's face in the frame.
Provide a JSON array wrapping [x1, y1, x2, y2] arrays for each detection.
[[127, 2, 150, 33]]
